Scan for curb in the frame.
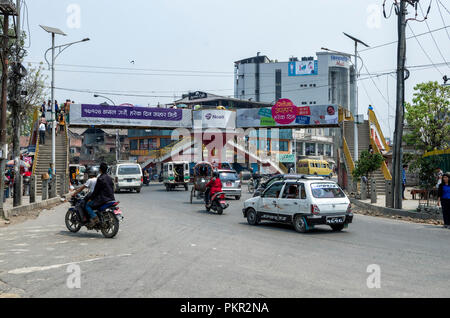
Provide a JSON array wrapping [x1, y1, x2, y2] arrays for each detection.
[[350, 198, 441, 220], [4, 196, 63, 219]]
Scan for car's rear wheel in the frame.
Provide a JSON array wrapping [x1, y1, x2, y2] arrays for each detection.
[[330, 224, 345, 232], [293, 215, 307, 233], [235, 196, 241, 200], [246, 208, 259, 225]]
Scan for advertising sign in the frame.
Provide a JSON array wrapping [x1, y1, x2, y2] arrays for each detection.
[[192, 110, 236, 129], [330, 55, 350, 68], [237, 100, 339, 128], [69, 104, 192, 128], [288, 60, 318, 76]]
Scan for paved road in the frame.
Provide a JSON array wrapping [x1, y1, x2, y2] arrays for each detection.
[[1, 183, 449, 298]]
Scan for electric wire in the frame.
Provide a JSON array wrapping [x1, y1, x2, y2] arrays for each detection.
[[407, 22, 445, 76], [436, 0, 450, 40], [419, 2, 450, 70]]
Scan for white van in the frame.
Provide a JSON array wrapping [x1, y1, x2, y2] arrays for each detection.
[[109, 162, 143, 193], [163, 161, 190, 191]]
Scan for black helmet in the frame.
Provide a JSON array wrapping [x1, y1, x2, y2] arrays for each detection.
[[213, 171, 219, 178]]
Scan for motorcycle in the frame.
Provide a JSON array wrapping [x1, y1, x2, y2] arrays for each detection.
[[205, 191, 229, 215], [143, 175, 150, 186], [65, 193, 124, 238]]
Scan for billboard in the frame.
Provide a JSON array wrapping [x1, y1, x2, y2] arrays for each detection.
[[69, 104, 192, 128], [193, 110, 236, 129], [236, 99, 339, 128], [288, 60, 318, 76]]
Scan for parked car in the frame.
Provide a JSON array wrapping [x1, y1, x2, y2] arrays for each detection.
[[109, 162, 143, 193], [242, 176, 353, 233], [217, 169, 242, 200]]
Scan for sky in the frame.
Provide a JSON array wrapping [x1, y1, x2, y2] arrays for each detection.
[[22, 0, 450, 139]]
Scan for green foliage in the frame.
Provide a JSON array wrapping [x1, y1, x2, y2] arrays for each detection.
[[409, 155, 442, 190], [404, 81, 449, 190], [352, 150, 384, 180], [404, 81, 450, 152]]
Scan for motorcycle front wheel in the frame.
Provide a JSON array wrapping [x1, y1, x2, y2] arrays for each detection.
[[65, 209, 82, 233], [100, 211, 120, 238]]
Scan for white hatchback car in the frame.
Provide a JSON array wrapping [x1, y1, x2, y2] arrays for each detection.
[[242, 177, 353, 233]]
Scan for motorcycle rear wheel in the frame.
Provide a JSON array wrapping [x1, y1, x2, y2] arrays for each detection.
[[100, 211, 120, 238], [65, 209, 82, 233]]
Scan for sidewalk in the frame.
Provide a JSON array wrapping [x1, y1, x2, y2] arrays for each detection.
[[1, 194, 63, 224], [350, 186, 443, 223]]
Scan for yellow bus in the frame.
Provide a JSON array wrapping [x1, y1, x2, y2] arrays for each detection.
[[297, 159, 333, 179]]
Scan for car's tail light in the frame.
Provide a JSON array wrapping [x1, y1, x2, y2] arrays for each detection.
[[141, 177, 143, 183], [311, 204, 320, 215], [347, 203, 352, 214]]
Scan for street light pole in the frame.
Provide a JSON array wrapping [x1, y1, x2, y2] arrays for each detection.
[[343, 33, 370, 163], [41, 25, 89, 176]]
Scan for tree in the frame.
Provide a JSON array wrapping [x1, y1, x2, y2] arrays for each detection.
[[404, 81, 449, 205], [404, 81, 449, 152], [352, 150, 385, 181]]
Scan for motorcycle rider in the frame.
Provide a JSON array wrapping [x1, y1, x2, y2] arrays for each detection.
[[70, 167, 98, 222], [85, 163, 115, 227], [205, 171, 223, 207]]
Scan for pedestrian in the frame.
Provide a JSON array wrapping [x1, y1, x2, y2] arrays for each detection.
[[402, 164, 408, 200], [48, 163, 54, 181], [39, 120, 46, 145], [47, 100, 52, 112], [436, 168, 443, 188], [54, 100, 59, 115], [437, 173, 450, 228], [368, 144, 374, 154], [41, 101, 46, 117], [59, 113, 65, 132]]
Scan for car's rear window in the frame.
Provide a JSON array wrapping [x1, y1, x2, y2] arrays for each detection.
[[219, 172, 239, 181], [118, 165, 141, 175], [310, 183, 345, 198]]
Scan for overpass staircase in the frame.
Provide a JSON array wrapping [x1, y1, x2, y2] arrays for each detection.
[[342, 109, 391, 194]]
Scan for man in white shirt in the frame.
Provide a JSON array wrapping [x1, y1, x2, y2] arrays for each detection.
[[70, 167, 98, 222], [39, 121, 46, 144]]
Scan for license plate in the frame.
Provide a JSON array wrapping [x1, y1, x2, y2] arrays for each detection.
[[226, 182, 232, 187], [326, 217, 344, 225], [220, 200, 226, 204], [114, 208, 122, 215], [127, 179, 133, 182]]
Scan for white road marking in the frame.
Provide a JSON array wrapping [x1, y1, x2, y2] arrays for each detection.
[[80, 243, 88, 246], [53, 241, 68, 245], [46, 247, 55, 251], [191, 244, 197, 247], [9, 249, 29, 253], [8, 254, 132, 275], [14, 244, 29, 247]]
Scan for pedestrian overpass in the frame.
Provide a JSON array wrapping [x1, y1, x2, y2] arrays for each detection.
[[59, 102, 391, 190]]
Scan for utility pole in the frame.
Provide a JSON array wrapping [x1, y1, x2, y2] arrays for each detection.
[[12, 0, 21, 207], [0, 13, 10, 219], [392, 0, 408, 209], [0, 1, 18, 218]]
